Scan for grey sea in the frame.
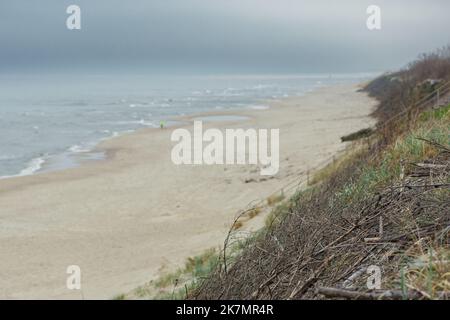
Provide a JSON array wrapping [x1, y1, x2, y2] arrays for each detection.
[[0, 73, 374, 178]]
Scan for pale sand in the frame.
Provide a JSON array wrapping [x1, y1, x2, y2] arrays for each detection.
[[0, 84, 377, 299]]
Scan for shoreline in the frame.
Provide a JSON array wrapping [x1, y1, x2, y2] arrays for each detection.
[[0, 102, 267, 181], [0, 77, 348, 181], [0, 78, 369, 181], [0, 83, 377, 299]]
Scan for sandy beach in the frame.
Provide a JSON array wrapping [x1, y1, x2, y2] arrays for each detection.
[[0, 83, 377, 299]]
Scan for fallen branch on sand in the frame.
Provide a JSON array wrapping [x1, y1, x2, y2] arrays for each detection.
[[316, 286, 422, 300]]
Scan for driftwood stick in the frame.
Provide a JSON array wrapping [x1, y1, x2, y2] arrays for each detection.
[[413, 163, 447, 169], [316, 286, 421, 300], [288, 254, 336, 299], [390, 183, 450, 190], [415, 137, 450, 152]]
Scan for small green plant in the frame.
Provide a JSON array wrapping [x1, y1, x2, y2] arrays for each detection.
[[112, 293, 126, 300], [401, 247, 450, 299], [264, 202, 289, 228], [334, 109, 449, 205], [153, 270, 182, 288], [418, 104, 450, 122], [133, 248, 220, 300], [184, 248, 219, 277]]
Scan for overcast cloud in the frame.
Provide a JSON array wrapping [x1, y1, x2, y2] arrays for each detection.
[[1, 0, 449, 73]]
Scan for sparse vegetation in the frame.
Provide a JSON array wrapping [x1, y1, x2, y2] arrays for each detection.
[[246, 206, 262, 219], [125, 47, 450, 300], [394, 246, 450, 299], [122, 248, 220, 299], [191, 47, 450, 300], [231, 220, 244, 231], [267, 192, 285, 206], [112, 293, 126, 300], [308, 146, 366, 186]]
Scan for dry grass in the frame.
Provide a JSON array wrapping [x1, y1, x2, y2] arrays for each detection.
[[194, 143, 449, 299], [267, 192, 285, 206], [192, 101, 449, 300], [121, 248, 220, 300], [121, 50, 450, 300], [389, 243, 450, 300], [231, 220, 244, 231], [308, 144, 366, 186], [246, 207, 262, 219]]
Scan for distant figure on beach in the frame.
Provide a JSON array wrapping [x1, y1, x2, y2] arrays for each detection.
[[160, 120, 165, 129]]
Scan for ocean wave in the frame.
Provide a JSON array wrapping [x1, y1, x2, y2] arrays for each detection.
[[0, 156, 46, 179], [68, 144, 91, 153], [129, 103, 150, 108], [249, 105, 270, 110], [137, 119, 155, 127], [115, 119, 155, 127], [106, 130, 134, 140], [19, 157, 45, 176], [251, 84, 275, 90]]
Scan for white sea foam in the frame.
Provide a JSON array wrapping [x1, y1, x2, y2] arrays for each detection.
[[0, 157, 45, 179], [115, 119, 153, 126], [138, 119, 155, 127], [0, 73, 372, 179], [108, 130, 134, 139], [252, 84, 273, 90], [69, 144, 91, 153], [18, 157, 45, 177], [117, 119, 155, 127], [129, 103, 147, 108], [249, 105, 269, 110]]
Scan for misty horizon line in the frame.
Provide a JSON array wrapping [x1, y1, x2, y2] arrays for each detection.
[[0, 69, 385, 77]]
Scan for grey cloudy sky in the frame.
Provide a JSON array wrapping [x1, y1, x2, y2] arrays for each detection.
[[1, 0, 449, 73]]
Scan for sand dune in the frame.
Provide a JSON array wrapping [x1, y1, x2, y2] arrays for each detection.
[[0, 84, 377, 299]]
